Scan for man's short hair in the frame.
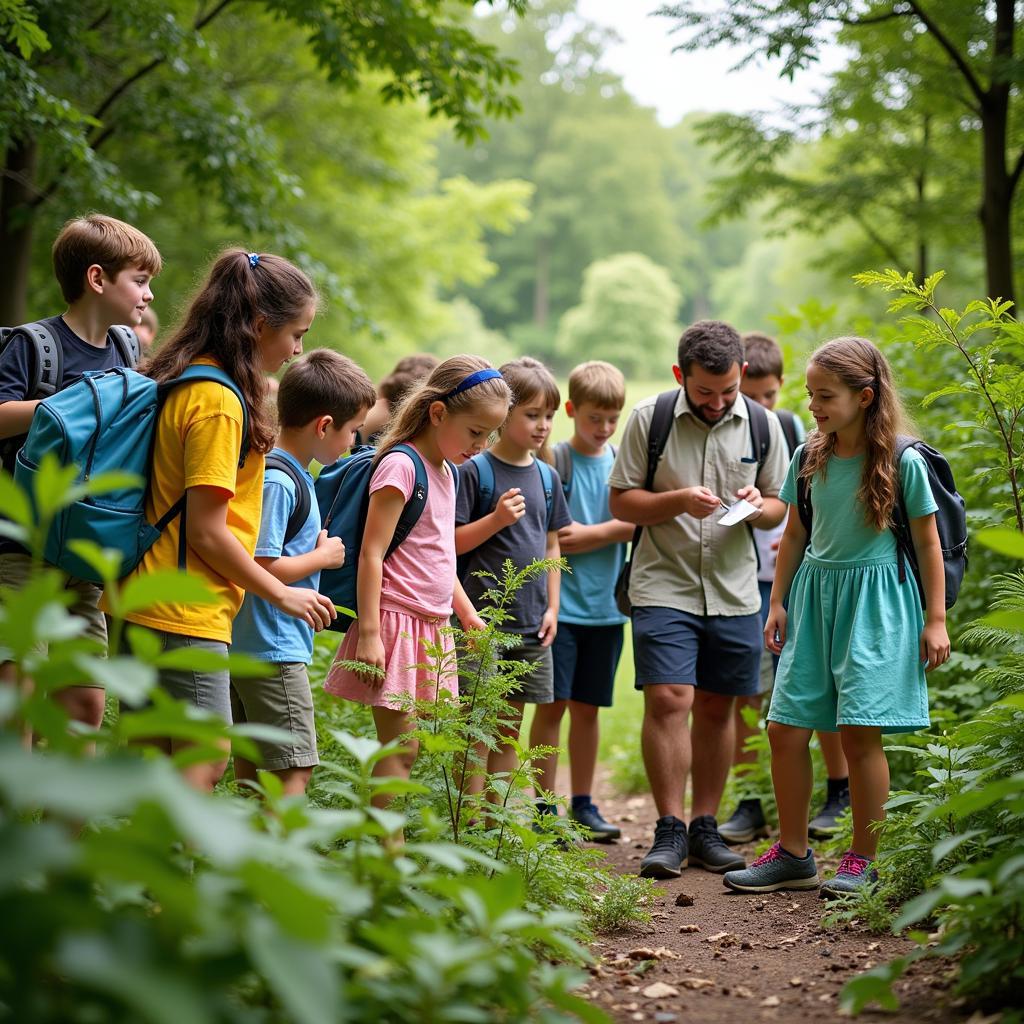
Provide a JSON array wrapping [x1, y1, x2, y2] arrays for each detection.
[[677, 320, 744, 376], [743, 331, 784, 379], [568, 360, 626, 410], [379, 353, 439, 405], [52, 213, 162, 303], [278, 349, 376, 429]]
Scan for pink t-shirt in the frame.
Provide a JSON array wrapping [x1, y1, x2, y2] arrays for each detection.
[[370, 446, 456, 619]]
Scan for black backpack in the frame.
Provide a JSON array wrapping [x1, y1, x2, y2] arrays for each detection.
[[614, 391, 771, 616], [264, 453, 312, 546], [795, 436, 967, 610], [775, 408, 801, 458]]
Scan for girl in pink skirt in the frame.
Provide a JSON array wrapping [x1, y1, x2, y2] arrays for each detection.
[[325, 355, 511, 818]]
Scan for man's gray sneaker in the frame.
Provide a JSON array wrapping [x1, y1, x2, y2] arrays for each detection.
[[687, 815, 746, 872], [719, 798, 770, 845], [722, 841, 819, 893], [808, 782, 851, 839], [639, 816, 688, 879], [820, 850, 877, 899]]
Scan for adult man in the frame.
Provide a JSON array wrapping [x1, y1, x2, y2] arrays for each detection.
[[608, 320, 788, 878]]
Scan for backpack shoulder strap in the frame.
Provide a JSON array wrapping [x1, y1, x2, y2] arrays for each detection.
[[795, 444, 813, 537], [387, 443, 429, 557], [265, 453, 311, 547], [4, 321, 63, 398], [470, 451, 495, 519], [775, 408, 800, 457], [889, 435, 919, 583], [536, 457, 555, 528], [743, 394, 770, 466], [169, 365, 250, 468], [646, 389, 678, 489], [552, 441, 572, 500], [108, 325, 141, 368]]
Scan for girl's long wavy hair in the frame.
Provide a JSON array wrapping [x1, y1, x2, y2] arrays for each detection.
[[499, 356, 561, 464], [143, 248, 318, 456], [799, 336, 913, 531], [374, 354, 512, 464]]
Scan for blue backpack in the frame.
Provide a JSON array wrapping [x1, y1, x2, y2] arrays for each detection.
[[315, 444, 455, 633], [13, 364, 248, 584], [467, 451, 555, 524]]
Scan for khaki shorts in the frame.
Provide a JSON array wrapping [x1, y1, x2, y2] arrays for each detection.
[[230, 662, 319, 771], [0, 553, 108, 681]]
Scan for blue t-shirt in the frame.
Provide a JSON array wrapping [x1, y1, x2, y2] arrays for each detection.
[[779, 445, 938, 562], [558, 446, 627, 626], [232, 449, 321, 663]]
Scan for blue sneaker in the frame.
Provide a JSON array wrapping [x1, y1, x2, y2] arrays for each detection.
[[722, 841, 819, 893], [569, 801, 621, 842], [820, 850, 877, 899]]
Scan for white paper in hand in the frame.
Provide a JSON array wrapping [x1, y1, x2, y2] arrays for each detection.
[[718, 498, 759, 527]]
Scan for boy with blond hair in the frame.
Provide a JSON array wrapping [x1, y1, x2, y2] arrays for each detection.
[[231, 349, 376, 795], [529, 360, 634, 840], [0, 212, 161, 732], [718, 331, 851, 844]]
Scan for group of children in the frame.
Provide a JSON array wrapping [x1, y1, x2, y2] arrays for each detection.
[[0, 211, 952, 898]]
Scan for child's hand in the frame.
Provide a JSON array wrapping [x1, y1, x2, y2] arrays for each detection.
[[493, 487, 526, 527], [764, 605, 786, 654], [354, 624, 387, 687], [315, 529, 345, 570], [538, 607, 558, 647], [681, 486, 721, 519], [920, 621, 951, 672], [459, 611, 487, 633], [557, 522, 587, 553], [276, 586, 337, 631]]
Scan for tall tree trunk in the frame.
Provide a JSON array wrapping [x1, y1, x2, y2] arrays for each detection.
[[0, 138, 39, 325], [916, 114, 929, 284], [979, 101, 1015, 305], [533, 235, 550, 327]]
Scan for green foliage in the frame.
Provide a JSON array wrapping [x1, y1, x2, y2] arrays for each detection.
[[0, 468, 629, 1022], [587, 874, 658, 935], [556, 253, 680, 376]]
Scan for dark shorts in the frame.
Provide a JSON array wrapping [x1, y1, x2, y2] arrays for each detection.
[[632, 606, 761, 697], [231, 662, 319, 771], [757, 579, 780, 691], [552, 622, 624, 707], [152, 630, 231, 720], [503, 633, 554, 704]]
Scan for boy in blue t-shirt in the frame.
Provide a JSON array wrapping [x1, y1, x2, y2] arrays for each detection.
[[528, 361, 634, 840], [230, 350, 376, 795]]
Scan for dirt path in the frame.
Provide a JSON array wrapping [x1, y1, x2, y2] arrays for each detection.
[[577, 777, 968, 1023]]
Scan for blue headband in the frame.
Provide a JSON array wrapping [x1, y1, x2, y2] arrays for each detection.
[[442, 368, 503, 401], [247, 252, 260, 268]]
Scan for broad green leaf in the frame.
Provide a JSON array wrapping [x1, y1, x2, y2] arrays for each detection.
[[976, 527, 1024, 559], [67, 540, 123, 585], [116, 571, 218, 617], [838, 961, 906, 1014], [931, 829, 982, 866], [940, 875, 991, 899], [74, 655, 156, 705], [0, 469, 32, 525], [331, 730, 381, 765], [238, 862, 334, 942], [892, 888, 945, 930]]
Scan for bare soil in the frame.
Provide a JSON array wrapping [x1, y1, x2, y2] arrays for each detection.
[[578, 778, 970, 1024]]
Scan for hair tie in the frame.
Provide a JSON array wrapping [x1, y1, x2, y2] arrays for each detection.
[[442, 368, 503, 401], [247, 252, 260, 268]]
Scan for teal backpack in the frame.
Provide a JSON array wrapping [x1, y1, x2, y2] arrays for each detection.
[[14, 364, 248, 584]]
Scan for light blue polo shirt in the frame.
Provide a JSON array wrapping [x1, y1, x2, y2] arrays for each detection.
[[232, 448, 321, 663], [559, 446, 628, 627]]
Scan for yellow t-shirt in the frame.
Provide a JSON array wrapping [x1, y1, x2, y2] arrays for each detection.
[[121, 358, 264, 643]]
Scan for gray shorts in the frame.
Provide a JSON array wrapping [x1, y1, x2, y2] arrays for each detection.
[[0, 552, 107, 676], [503, 633, 554, 704], [152, 629, 231, 721], [230, 662, 318, 771]]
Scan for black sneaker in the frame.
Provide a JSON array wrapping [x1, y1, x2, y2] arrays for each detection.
[[569, 801, 621, 842], [639, 816, 688, 879], [687, 815, 746, 873], [718, 798, 769, 845], [809, 784, 851, 839]]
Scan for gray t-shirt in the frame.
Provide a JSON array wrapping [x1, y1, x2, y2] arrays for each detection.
[[456, 453, 572, 633]]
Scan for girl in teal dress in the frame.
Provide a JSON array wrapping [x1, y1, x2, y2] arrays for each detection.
[[723, 337, 950, 898]]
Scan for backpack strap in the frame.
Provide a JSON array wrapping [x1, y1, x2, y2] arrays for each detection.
[[553, 441, 573, 501], [387, 443, 429, 558], [536, 458, 555, 528], [623, 389, 679, 560], [796, 444, 813, 537], [168, 365, 250, 468], [108, 325, 141, 369], [1, 321, 64, 398], [470, 451, 496, 520], [890, 435, 917, 586], [743, 394, 770, 466], [265, 453, 312, 547], [775, 408, 800, 457]]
